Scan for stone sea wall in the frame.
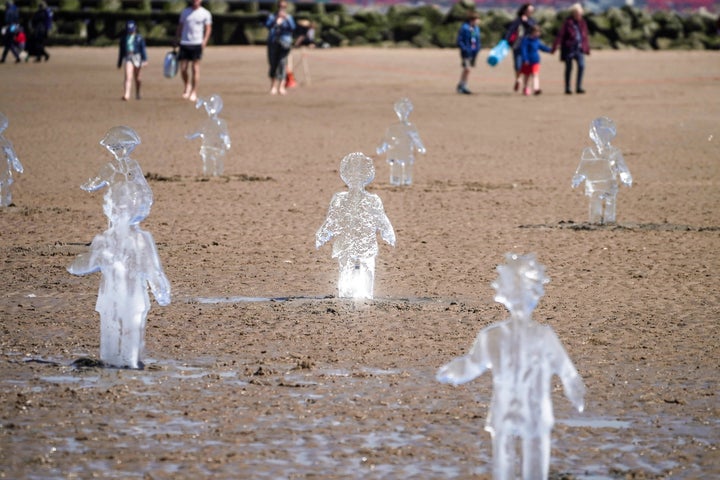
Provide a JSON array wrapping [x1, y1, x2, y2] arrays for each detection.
[[8, 0, 720, 49]]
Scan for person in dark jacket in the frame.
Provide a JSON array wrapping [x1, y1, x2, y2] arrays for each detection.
[[28, 1, 51, 62], [456, 10, 481, 95], [504, 3, 536, 92], [552, 3, 590, 94], [117, 20, 148, 100]]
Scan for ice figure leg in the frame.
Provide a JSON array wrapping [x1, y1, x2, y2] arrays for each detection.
[[1, 185, 11, 207], [522, 434, 550, 480], [388, 160, 402, 186], [588, 192, 604, 224], [99, 313, 123, 367], [120, 311, 146, 369], [337, 257, 374, 299], [201, 152, 211, 177], [402, 161, 413, 186], [603, 193, 617, 224], [491, 432, 516, 480]]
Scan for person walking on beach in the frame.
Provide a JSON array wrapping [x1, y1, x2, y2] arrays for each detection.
[[456, 10, 481, 95], [504, 3, 536, 93], [117, 20, 147, 101], [520, 24, 552, 96], [265, 0, 295, 96], [553, 3, 590, 95], [174, 0, 212, 102], [28, 1, 51, 62]]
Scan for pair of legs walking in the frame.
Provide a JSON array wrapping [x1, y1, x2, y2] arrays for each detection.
[[122, 61, 143, 101], [180, 59, 201, 101], [564, 53, 585, 94]]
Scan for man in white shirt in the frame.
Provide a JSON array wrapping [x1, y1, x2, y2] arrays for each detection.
[[174, 0, 212, 102]]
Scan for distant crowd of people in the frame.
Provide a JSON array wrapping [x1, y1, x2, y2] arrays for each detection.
[[1, 0, 51, 63], [2, 0, 593, 99], [457, 2, 591, 96]]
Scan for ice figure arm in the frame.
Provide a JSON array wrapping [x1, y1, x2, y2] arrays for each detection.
[[436, 355, 487, 385], [613, 152, 632, 187], [221, 132, 231, 150], [140, 233, 171, 306], [81, 162, 116, 192], [548, 330, 586, 412], [437, 330, 491, 385], [3, 146, 22, 173], [571, 173, 585, 189], [409, 129, 426, 154], [186, 132, 202, 140], [379, 216, 396, 247], [376, 138, 389, 155], [67, 237, 104, 275], [149, 271, 171, 306], [316, 196, 342, 248]]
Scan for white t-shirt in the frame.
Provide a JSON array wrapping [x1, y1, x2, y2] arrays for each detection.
[[179, 6, 212, 46]]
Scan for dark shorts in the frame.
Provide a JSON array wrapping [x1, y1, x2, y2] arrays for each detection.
[[178, 44, 203, 62], [461, 54, 477, 68]]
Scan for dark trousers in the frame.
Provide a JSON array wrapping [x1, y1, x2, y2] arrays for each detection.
[[564, 53, 585, 92], [267, 43, 289, 80]]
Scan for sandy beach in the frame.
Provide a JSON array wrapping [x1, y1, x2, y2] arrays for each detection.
[[0, 46, 719, 478]]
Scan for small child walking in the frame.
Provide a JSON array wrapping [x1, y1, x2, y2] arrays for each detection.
[[519, 25, 552, 96], [456, 11, 481, 95]]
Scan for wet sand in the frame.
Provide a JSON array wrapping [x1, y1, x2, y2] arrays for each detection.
[[0, 46, 719, 478]]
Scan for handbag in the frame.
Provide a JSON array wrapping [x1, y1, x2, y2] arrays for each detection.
[[163, 49, 178, 78]]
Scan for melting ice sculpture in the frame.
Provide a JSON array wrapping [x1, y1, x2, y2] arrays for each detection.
[[437, 253, 585, 480], [316, 152, 396, 299], [187, 94, 231, 177], [0, 112, 24, 207], [68, 126, 171, 369], [376, 97, 426, 186], [572, 117, 632, 224]]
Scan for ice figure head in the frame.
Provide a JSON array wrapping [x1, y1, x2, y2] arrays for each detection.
[[340, 152, 375, 190], [0, 112, 7, 134], [394, 97, 413, 122], [196, 94, 223, 118], [492, 253, 549, 318], [589, 117, 616, 149], [101, 126, 141, 159]]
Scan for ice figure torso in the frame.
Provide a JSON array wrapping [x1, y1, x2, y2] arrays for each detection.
[[325, 190, 390, 260], [575, 146, 621, 196], [380, 122, 423, 164], [475, 319, 571, 434], [197, 117, 230, 152]]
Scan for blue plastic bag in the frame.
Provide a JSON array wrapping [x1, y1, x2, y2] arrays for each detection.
[[487, 39, 510, 67]]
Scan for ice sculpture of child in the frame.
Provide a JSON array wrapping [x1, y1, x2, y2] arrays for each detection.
[[187, 94, 231, 177], [316, 152, 396, 299], [437, 253, 585, 480], [68, 126, 171, 369], [0, 112, 24, 207], [572, 117, 632, 224], [376, 97, 426, 186]]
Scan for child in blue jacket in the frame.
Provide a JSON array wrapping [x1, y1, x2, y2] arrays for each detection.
[[456, 11, 481, 95], [520, 25, 552, 96]]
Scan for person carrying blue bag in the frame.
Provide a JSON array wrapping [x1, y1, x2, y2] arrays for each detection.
[[456, 10, 481, 95]]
